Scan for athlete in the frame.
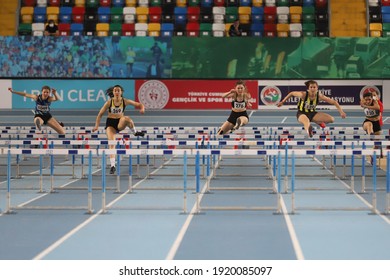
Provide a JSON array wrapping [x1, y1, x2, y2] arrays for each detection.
[[8, 86, 65, 134], [93, 85, 145, 174], [360, 91, 382, 135], [277, 80, 346, 138], [217, 80, 252, 135]]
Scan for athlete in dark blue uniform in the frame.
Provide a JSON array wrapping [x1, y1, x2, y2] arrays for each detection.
[[8, 86, 65, 134]]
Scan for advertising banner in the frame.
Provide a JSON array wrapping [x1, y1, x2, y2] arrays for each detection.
[[258, 80, 383, 110], [135, 80, 258, 110], [11, 79, 134, 109]]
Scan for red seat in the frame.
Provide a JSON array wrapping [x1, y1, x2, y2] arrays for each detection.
[[49, 0, 61, 6], [72, 7, 85, 23], [23, 0, 36, 6], [187, 6, 200, 22], [264, 6, 276, 23], [122, 23, 135, 36], [100, 0, 111, 6], [214, 0, 225, 6], [149, 7, 162, 23], [315, 0, 328, 8], [264, 23, 276, 37], [58, 23, 71, 35], [186, 22, 200, 36]]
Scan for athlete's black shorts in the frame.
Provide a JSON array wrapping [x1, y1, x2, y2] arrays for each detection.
[[296, 111, 318, 122], [105, 117, 121, 131], [363, 119, 382, 133], [227, 111, 249, 125], [34, 113, 52, 125]]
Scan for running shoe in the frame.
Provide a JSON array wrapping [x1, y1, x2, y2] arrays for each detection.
[[110, 166, 116, 175], [308, 125, 313, 138], [319, 122, 326, 129], [34, 118, 41, 131], [133, 131, 145, 137]]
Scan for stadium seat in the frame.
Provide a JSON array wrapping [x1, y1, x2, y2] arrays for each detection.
[[240, 0, 252, 6], [37, 0, 48, 6], [302, 0, 314, 6], [176, 0, 187, 6], [290, 6, 302, 23], [289, 23, 302, 37], [70, 23, 84, 35], [264, 23, 277, 36], [149, 7, 162, 23], [250, 22, 264, 36], [122, 23, 135, 35], [18, 23, 33, 35], [23, 0, 37, 6], [34, 7, 47, 23], [112, 0, 125, 6], [135, 22, 148, 36], [20, 7, 34, 24], [61, 0, 75, 6], [213, 7, 226, 24], [47, 7, 60, 22], [86, 0, 99, 7], [59, 6, 72, 23], [72, 7, 85, 23], [187, 6, 200, 22], [58, 23, 70, 34], [148, 23, 161, 36], [136, 6, 149, 23], [97, 7, 110, 23], [252, 0, 263, 6], [96, 22, 109, 36], [100, 0, 111, 6], [174, 7, 187, 25], [84, 19, 97, 35], [123, 7, 136, 23], [110, 7, 123, 23], [264, 6, 277, 23], [109, 22, 122, 35], [276, 6, 289, 24], [226, 0, 239, 6], [75, 0, 86, 6], [214, 0, 225, 6], [138, 0, 149, 6], [32, 22, 45, 36], [49, 0, 61, 5], [150, 0, 162, 6], [212, 23, 225, 37], [161, 22, 174, 36], [186, 22, 200, 36], [201, 0, 213, 7], [369, 23, 382, 37], [276, 23, 289, 37], [199, 23, 212, 36], [251, 7, 264, 23], [238, 6, 251, 24]]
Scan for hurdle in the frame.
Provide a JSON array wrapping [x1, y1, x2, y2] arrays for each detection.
[[289, 149, 386, 214], [3, 149, 95, 214]]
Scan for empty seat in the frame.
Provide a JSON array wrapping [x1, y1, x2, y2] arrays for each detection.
[[264, 23, 276, 36], [135, 22, 148, 36], [199, 22, 212, 36], [125, 0, 137, 6], [37, 0, 48, 6], [18, 23, 32, 35], [213, 7, 226, 24], [177, 0, 187, 6], [238, 6, 251, 24], [84, 19, 96, 35], [264, 6, 277, 23], [34, 7, 47, 23], [303, 0, 314, 6], [61, 0, 75, 6], [212, 23, 225, 36], [276, 6, 289, 24], [276, 23, 289, 36], [58, 22, 70, 35], [86, 0, 99, 7], [187, 6, 200, 22], [290, 6, 302, 23], [188, 0, 200, 6], [96, 22, 109, 36], [47, 7, 60, 22], [97, 6, 110, 22], [225, 7, 238, 23], [110, 7, 123, 23], [186, 22, 200, 36], [138, 0, 149, 6], [302, 22, 315, 36], [59, 6, 72, 23], [214, 0, 225, 6], [369, 23, 382, 37], [49, 0, 61, 5], [289, 23, 302, 37], [148, 22, 161, 36], [123, 7, 136, 23], [240, 0, 252, 6], [150, 0, 162, 6], [20, 7, 34, 24], [75, 0, 86, 6], [122, 23, 135, 35], [252, 0, 263, 6], [201, 0, 213, 7], [112, 0, 125, 6], [136, 6, 149, 23], [32, 23, 45, 35], [250, 22, 264, 36], [72, 7, 85, 23], [161, 22, 174, 36], [23, 0, 36, 6], [100, 0, 111, 6], [110, 22, 122, 35], [70, 23, 84, 35], [251, 7, 264, 23], [174, 7, 187, 25], [149, 7, 162, 23]]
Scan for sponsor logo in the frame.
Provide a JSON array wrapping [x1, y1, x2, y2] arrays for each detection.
[[138, 80, 169, 109], [260, 86, 282, 105]]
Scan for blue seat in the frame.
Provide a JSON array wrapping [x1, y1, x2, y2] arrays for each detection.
[[70, 23, 84, 35], [112, 0, 125, 6], [34, 7, 47, 23], [239, 0, 252, 6], [382, 6, 390, 15], [250, 23, 263, 36], [98, 7, 111, 23], [174, 7, 187, 25], [161, 23, 174, 37], [200, 0, 213, 7], [302, 0, 314, 6], [59, 7, 72, 23], [383, 13, 390, 23], [251, 7, 264, 23]]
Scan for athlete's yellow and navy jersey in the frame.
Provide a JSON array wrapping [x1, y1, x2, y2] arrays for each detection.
[[108, 98, 126, 114], [297, 91, 319, 113]]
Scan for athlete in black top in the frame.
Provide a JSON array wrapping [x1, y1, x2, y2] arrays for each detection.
[[360, 92, 382, 135], [8, 86, 65, 134], [93, 85, 145, 174], [277, 80, 346, 137], [217, 80, 252, 135]]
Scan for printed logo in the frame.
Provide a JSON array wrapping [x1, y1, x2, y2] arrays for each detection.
[[138, 80, 169, 109], [360, 86, 381, 100], [260, 86, 282, 105]]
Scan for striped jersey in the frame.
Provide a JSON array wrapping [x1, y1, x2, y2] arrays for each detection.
[[297, 91, 319, 113]]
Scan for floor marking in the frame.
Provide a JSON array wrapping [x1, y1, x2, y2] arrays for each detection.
[[33, 158, 173, 260], [281, 117, 288, 123]]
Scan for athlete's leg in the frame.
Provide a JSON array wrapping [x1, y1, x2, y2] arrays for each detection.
[[218, 121, 234, 135], [312, 112, 335, 125], [34, 116, 44, 131], [118, 116, 144, 137], [47, 118, 65, 134], [363, 121, 374, 135], [297, 114, 312, 137], [106, 127, 117, 174]]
